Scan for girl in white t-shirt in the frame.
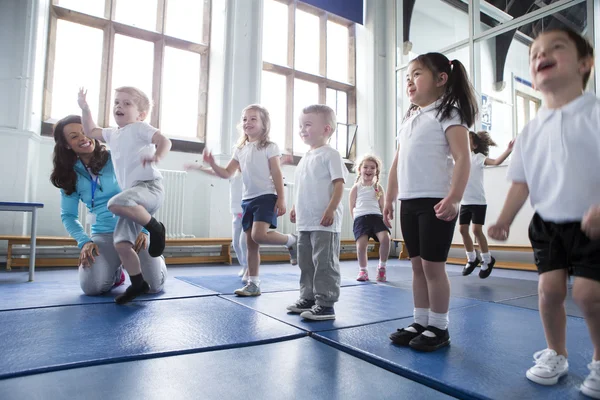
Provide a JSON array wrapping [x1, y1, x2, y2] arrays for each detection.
[[460, 131, 513, 279], [384, 53, 477, 352], [203, 104, 297, 297], [349, 154, 391, 282]]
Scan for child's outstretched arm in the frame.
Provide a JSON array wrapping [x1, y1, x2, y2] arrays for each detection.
[[383, 149, 399, 227], [203, 148, 239, 179], [488, 182, 529, 241], [485, 139, 515, 166], [349, 184, 357, 220], [77, 88, 103, 141], [184, 162, 217, 177], [269, 156, 286, 216]]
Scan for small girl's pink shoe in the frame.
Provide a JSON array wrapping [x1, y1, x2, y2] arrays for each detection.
[[356, 270, 369, 281], [376, 267, 387, 282]]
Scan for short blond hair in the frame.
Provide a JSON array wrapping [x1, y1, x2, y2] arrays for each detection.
[[302, 104, 337, 135], [114, 86, 152, 115]]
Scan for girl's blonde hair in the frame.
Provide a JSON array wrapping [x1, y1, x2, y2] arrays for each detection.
[[236, 104, 272, 149], [354, 154, 383, 199]]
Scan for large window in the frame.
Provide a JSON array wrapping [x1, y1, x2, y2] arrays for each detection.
[[44, 0, 211, 144], [261, 0, 357, 159]]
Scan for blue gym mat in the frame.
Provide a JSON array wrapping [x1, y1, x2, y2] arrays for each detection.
[[391, 275, 539, 302], [501, 288, 583, 318], [177, 271, 373, 294], [0, 296, 304, 379], [314, 302, 593, 400], [0, 337, 453, 400], [222, 284, 480, 332], [0, 277, 216, 311]]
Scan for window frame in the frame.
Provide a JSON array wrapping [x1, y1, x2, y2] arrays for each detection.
[[42, 0, 211, 152], [261, 0, 357, 161]]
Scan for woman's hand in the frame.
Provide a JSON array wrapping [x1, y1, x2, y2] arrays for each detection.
[[434, 197, 459, 221], [79, 242, 99, 267], [133, 233, 148, 253], [275, 198, 286, 217], [78, 87, 90, 111]]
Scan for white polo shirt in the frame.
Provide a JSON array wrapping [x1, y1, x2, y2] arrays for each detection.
[[462, 152, 487, 205], [396, 101, 467, 200], [507, 92, 600, 223], [102, 122, 162, 189], [294, 145, 348, 233], [233, 141, 280, 200]]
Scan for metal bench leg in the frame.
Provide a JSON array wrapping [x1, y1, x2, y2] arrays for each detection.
[[6, 241, 12, 271]]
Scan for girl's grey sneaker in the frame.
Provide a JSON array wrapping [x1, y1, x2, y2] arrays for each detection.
[[234, 282, 261, 297], [525, 349, 569, 386], [288, 234, 298, 265], [300, 304, 335, 320], [286, 298, 316, 313], [582, 360, 600, 399]]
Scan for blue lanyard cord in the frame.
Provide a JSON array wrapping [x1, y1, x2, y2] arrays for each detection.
[[89, 173, 99, 209]]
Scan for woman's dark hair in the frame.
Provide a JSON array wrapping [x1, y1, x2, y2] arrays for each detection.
[[50, 115, 109, 195], [532, 28, 594, 87], [470, 131, 496, 156], [404, 53, 478, 128]]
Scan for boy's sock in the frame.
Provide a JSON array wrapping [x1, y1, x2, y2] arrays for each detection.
[[423, 311, 449, 337], [130, 273, 145, 288], [406, 308, 429, 332], [115, 273, 150, 305], [285, 234, 297, 247], [144, 217, 166, 257], [481, 252, 492, 270], [466, 251, 477, 262]]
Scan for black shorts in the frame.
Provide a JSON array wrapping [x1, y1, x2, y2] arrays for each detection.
[[400, 198, 457, 262], [529, 213, 600, 281], [459, 204, 487, 225], [353, 214, 390, 241]]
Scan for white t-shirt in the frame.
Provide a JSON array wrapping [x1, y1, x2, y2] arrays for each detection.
[[229, 172, 243, 214], [233, 141, 280, 200], [294, 145, 348, 232], [102, 122, 162, 189], [507, 92, 600, 223], [461, 152, 487, 205], [353, 183, 382, 218], [396, 101, 467, 200]]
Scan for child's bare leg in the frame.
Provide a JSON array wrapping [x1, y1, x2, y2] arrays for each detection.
[[538, 269, 569, 357], [375, 231, 390, 264], [251, 221, 297, 264], [246, 230, 260, 278], [412, 257, 429, 308], [460, 224, 475, 253], [356, 235, 369, 269], [422, 260, 450, 314], [473, 224, 489, 254], [573, 276, 600, 360]]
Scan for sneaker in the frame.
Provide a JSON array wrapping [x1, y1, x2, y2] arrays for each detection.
[[389, 323, 426, 346], [286, 298, 316, 313], [148, 221, 166, 257], [479, 257, 496, 279], [462, 258, 480, 276], [356, 270, 369, 281], [234, 282, 261, 297], [376, 266, 387, 282], [409, 326, 451, 352], [525, 349, 569, 385], [113, 268, 126, 288], [582, 360, 600, 399], [288, 235, 298, 265], [115, 281, 150, 305], [300, 304, 336, 320]]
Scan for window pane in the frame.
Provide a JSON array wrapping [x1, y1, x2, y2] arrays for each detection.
[[336, 91, 347, 124], [115, 0, 158, 31], [51, 20, 103, 121], [161, 48, 200, 139], [326, 21, 349, 82], [481, 0, 584, 32], [516, 95, 526, 135], [293, 79, 319, 153], [444, 45, 470, 79], [260, 71, 287, 151], [336, 124, 348, 156], [326, 88, 336, 112], [110, 35, 154, 126], [165, 0, 204, 42], [294, 10, 320, 75], [56, 0, 105, 17], [263, 0, 289, 66]]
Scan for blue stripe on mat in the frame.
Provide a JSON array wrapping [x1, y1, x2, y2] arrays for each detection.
[[0, 296, 304, 380], [0, 278, 217, 312], [313, 302, 592, 400]]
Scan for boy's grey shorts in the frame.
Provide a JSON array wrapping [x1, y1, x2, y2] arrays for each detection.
[[107, 179, 164, 245]]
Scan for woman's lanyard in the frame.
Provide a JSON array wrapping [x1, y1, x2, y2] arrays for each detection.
[[88, 170, 99, 209]]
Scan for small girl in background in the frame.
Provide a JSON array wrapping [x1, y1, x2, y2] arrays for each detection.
[[460, 131, 514, 279], [349, 154, 391, 282], [203, 104, 297, 296]]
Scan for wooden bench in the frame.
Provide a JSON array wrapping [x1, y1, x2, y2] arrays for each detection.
[[0, 235, 232, 269], [260, 239, 381, 263], [392, 239, 536, 271]]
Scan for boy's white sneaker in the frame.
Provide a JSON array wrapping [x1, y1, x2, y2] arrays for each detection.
[[526, 349, 569, 385], [582, 360, 600, 399]]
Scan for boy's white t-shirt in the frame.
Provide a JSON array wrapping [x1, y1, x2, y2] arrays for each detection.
[[461, 152, 487, 205], [233, 141, 280, 200], [396, 102, 467, 200], [229, 172, 243, 214], [101, 121, 162, 189], [507, 92, 600, 222], [294, 145, 348, 233]]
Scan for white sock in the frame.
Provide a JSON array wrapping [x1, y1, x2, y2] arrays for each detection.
[[423, 311, 449, 337], [248, 276, 260, 285], [481, 252, 492, 269], [359, 266, 367, 271], [406, 308, 429, 332], [466, 251, 476, 262], [285, 234, 296, 247], [378, 260, 387, 268]]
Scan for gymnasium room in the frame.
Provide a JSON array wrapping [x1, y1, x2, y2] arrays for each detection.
[[1, 0, 599, 398]]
